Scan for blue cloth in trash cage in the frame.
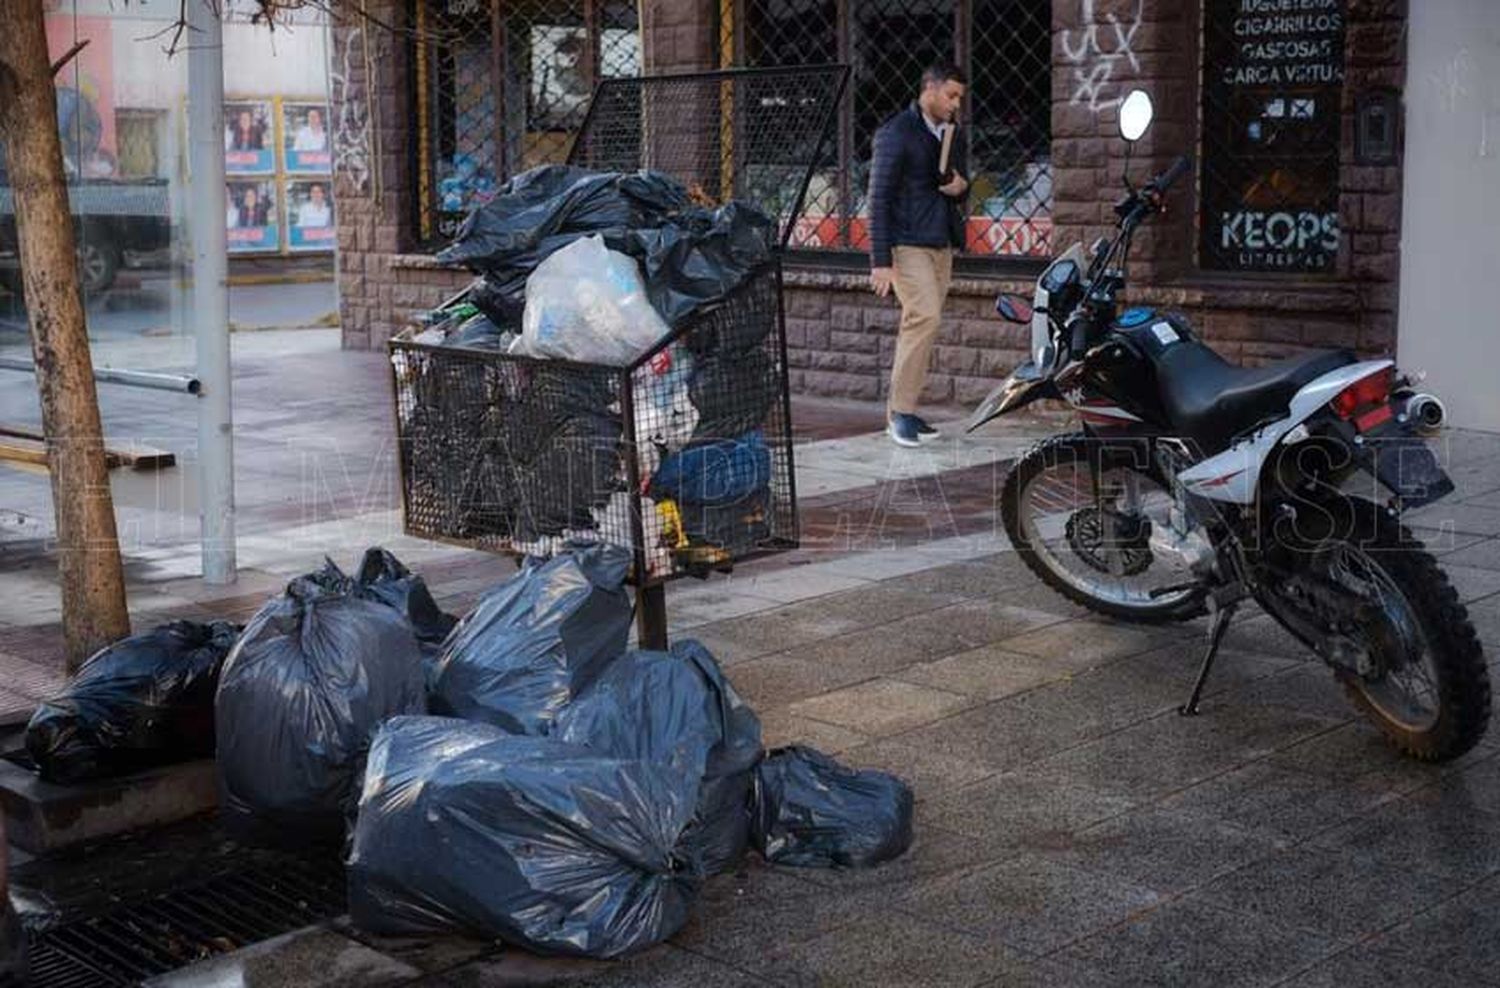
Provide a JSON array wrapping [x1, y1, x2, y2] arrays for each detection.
[[649, 431, 769, 506]]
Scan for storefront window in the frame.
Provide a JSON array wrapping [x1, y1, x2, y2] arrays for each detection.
[[734, 0, 1053, 260], [409, 0, 641, 245], [1199, 0, 1346, 272]]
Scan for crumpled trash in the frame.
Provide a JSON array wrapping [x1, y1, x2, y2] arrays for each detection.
[[751, 746, 914, 868], [25, 620, 239, 784], [518, 235, 670, 366], [348, 715, 702, 957], [215, 569, 426, 837], [426, 544, 632, 735], [556, 640, 762, 875]]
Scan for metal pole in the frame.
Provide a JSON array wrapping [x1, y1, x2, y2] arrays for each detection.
[[187, 1, 236, 584], [0, 357, 199, 393]]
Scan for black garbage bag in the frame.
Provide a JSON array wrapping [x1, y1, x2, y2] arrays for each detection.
[[24, 620, 239, 784], [629, 202, 774, 327], [509, 412, 624, 540], [348, 715, 702, 957], [436, 166, 773, 331], [556, 640, 762, 875], [215, 572, 426, 838], [688, 347, 778, 442], [751, 746, 914, 868], [436, 166, 690, 275], [427, 544, 632, 735], [352, 548, 458, 651], [441, 312, 514, 351]]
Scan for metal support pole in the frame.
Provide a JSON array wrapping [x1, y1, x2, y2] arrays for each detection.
[[187, 2, 236, 585]]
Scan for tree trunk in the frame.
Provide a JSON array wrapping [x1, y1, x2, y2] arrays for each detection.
[[0, 0, 130, 671]]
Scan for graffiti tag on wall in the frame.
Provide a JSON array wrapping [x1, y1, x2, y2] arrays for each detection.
[[1060, 0, 1143, 113]]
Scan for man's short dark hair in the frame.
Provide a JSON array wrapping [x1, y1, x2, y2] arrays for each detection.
[[921, 62, 967, 88]]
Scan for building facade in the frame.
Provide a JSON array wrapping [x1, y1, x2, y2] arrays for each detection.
[[332, 1, 1435, 417]]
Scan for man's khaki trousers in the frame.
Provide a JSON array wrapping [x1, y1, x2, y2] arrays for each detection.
[[887, 245, 954, 418]]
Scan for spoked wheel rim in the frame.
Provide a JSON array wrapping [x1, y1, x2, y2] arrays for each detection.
[[77, 243, 112, 294], [1319, 543, 1442, 731], [1016, 458, 1198, 611]]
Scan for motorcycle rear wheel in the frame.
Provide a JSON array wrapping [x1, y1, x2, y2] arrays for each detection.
[[1288, 497, 1491, 761]]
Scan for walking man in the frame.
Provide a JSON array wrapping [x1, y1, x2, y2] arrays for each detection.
[[869, 62, 969, 447]]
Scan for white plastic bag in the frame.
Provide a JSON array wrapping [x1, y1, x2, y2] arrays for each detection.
[[520, 235, 670, 366]]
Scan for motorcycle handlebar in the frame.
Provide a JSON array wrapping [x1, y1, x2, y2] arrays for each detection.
[[1151, 154, 1194, 194]]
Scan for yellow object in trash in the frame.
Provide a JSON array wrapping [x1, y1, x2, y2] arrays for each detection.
[[657, 499, 688, 549]]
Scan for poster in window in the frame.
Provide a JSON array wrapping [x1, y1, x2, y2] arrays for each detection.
[[286, 180, 335, 251], [226, 180, 278, 252], [1199, 0, 1345, 272], [224, 100, 274, 173], [282, 101, 331, 173]]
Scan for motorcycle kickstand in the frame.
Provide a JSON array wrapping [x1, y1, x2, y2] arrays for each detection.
[[1179, 599, 1240, 716]]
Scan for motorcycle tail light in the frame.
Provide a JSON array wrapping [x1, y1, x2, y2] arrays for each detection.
[[1330, 367, 1393, 429]]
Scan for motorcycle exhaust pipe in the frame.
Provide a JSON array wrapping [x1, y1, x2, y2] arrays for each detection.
[[1397, 392, 1446, 433]]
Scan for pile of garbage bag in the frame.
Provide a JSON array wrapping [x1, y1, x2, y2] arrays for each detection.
[[342, 546, 913, 958], [22, 545, 914, 960], [25, 620, 240, 783]]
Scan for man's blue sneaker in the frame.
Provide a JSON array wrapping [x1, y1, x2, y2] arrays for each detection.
[[888, 413, 922, 448], [912, 415, 940, 442]]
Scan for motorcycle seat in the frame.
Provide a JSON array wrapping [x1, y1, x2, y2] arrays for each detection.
[[1153, 341, 1357, 454]]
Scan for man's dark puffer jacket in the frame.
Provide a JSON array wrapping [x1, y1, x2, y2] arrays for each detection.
[[867, 103, 968, 268]]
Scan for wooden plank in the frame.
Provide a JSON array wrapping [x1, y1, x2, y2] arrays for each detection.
[[0, 423, 174, 470], [0, 437, 48, 467]]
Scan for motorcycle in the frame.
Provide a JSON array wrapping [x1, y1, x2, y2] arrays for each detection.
[[968, 89, 1490, 760]]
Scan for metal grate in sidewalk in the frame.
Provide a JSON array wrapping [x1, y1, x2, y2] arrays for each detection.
[[24, 856, 346, 987]]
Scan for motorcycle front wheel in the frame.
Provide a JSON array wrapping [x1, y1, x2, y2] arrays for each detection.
[[1000, 433, 1206, 624]]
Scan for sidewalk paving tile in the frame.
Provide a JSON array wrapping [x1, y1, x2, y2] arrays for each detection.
[[1156, 761, 1404, 843], [893, 644, 1076, 700], [759, 912, 1031, 988], [426, 943, 755, 988], [756, 708, 870, 754], [1053, 898, 1340, 988], [897, 851, 1164, 957], [1188, 844, 1456, 942], [787, 678, 974, 737], [922, 772, 1138, 854], [722, 654, 873, 711], [1366, 874, 1500, 986], [839, 735, 995, 801], [1037, 804, 1288, 896], [1308, 791, 1500, 880], [1280, 949, 1480, 988]]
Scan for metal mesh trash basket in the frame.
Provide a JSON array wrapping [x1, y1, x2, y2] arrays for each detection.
[[390, 262, 794, 583], [388, 67, 847, 590]]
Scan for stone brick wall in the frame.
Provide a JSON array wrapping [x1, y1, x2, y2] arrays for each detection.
[[333, 0, 1409, 413]]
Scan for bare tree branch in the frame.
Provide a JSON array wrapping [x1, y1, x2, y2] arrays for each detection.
[[49, 39, 90, 77]]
